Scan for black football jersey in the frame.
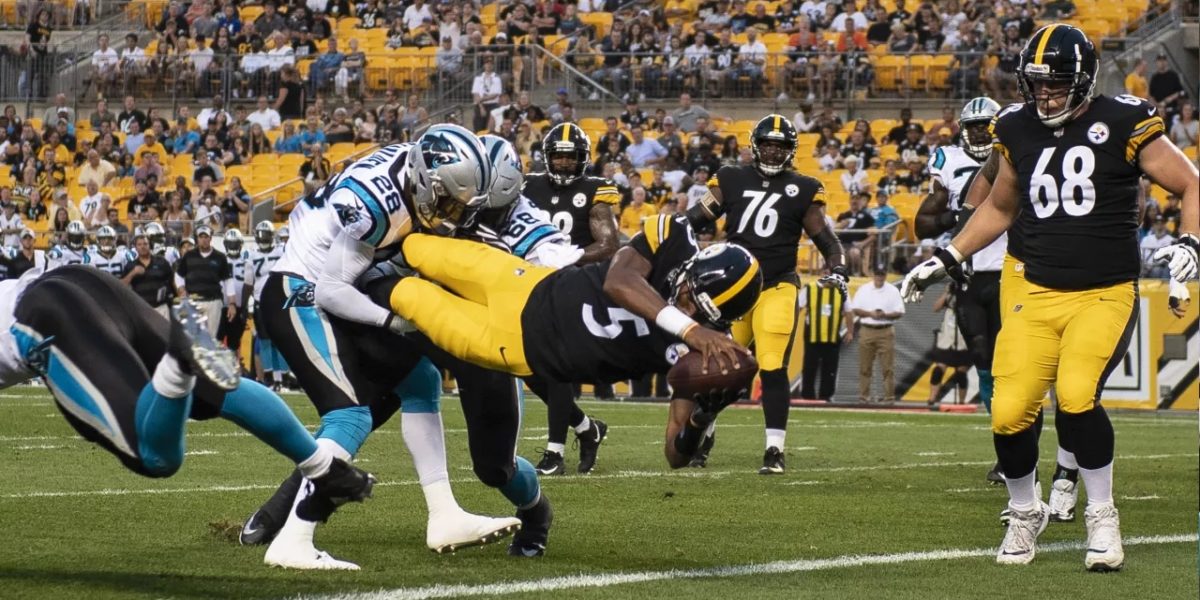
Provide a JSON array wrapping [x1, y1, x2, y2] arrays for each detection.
[[993, 95, 1165, 290], [521, 215, 698, 383], [707, 165, 824, 285], [523, 173, 621, 249]]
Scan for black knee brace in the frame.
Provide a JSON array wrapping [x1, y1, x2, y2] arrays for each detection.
[[930, 365, 945, 385]]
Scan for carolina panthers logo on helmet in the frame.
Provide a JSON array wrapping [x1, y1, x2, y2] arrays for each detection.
[[420, 133, 466, 169]]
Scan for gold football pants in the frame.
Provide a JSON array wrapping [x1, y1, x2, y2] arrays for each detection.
[[388, 234, 554, 377], [991, 275, 1137, 435], [730, 281, 801, 371]]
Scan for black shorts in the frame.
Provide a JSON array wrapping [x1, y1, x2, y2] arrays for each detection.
[[217, 306, 247, 349], [259, 272, 424, 417], [253, 306, 270, 341], [12, 266, 227, 477]]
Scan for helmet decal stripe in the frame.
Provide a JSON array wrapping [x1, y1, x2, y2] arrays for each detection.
[[562, 124, 571, 142], [1034, 24, 1059, 65], [711, 256, 760, 307], [773, 115, 780, 133]]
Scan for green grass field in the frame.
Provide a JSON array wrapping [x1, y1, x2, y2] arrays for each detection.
[[0, 385, 1196, 600]]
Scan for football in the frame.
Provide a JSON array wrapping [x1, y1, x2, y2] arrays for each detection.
[[667, 350, 758, 399]]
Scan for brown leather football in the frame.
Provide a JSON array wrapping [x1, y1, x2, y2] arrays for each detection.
[[667, 351, 758, 398]]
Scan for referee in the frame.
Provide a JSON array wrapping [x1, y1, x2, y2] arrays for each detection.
[[799, 268, 854, 402], [120, 234, 175, 318], [174, 226, 234, 336]]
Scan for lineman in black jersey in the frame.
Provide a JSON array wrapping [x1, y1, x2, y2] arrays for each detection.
[[687, 114, 849, 474], [523, 122, 623, 475], [902, 24, 1199, 571], [370, 215, 763, 469]]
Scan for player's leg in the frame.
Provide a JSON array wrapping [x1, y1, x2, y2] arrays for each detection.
[[528, 377, 570, 474], [752, 282, 801, 474], [990, 282, 1061, 565], [818, 343, 840, 401], [1055, 282, 1137, 571], [400, 233, 553, 306], [800, 341, 819, 400]]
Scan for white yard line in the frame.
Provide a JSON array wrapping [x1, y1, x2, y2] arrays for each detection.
[[1120, 495, 1162, 501], [3, 453, 1192, 501], [915, 451, 957, 456], [307, 534, 1197, 600]]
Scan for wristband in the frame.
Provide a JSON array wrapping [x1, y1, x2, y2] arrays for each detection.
[[656, 305, 699, 338], [1181, 233, 1199, 253]]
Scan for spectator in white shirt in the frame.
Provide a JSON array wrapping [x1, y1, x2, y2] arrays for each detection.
[[819, 141, 844, 172], [239, 38, 270, 98], [626, 126, 667, 168], [730, 30, 768, 94], [472, 58, 503, 131], [0, 202, 24, 248], [1140, 215, 1175, 278], [686, 165, 711, 210], [196, 96, 232, 131], [78, 149, 117, 188], [403, 0, 434, 31], [266, 31, 296, 80], [246, 95, 282, 131], [91, 34, 119, 99], [79, 181, 110, 229], [840, 155, 870, 194], [190, 35, 216, 93], [851, 266, 905, 403], [830, 0, 869, 31]]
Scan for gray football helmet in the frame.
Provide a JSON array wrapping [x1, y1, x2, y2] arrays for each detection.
[[405, 124, 490, 236], [480, 134, 524, 211]]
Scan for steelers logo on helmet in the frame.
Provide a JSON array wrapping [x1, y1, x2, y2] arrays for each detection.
[[672, 242, 763, 328], [1016, 24, 1099, 128], [750, 114, 798, 177], [543, 123, 592, 187], [958, 96, 1002, 161]]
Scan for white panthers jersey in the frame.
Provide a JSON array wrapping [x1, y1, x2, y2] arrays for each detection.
[[0, 267, 45, 386], [928, 145, 1005, 272], [227, 248, 251, 303], [474, 195, 579, 268], [245, 245, 285, 301], [88, 245, 128, 276], [274, 144, 415, 282], [46, 245, 90, 271]]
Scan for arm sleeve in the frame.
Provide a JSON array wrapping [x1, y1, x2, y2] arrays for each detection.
[[314, 228, 392, 327]]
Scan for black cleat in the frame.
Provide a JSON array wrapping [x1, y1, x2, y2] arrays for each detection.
[[575, 419, 608, 474], [534, 449, 565, 476], [296, 458, 376, 523], [239, 469, 304, 546], [508, 494, 553, 557], [688, 432, 716, 468], [986, 462, 1005, 485], [169, 298, 239, 391], [759, 446, 785, 475]]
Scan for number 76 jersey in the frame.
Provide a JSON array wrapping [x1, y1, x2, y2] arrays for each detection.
[[706, 165, 824, 285], [993, 95, 1165, 290]]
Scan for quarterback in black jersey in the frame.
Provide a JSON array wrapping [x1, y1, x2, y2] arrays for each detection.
[[687, 114, 848, 474], [374, 215, 763, 469], [523, 122, 623, 475], [902, 24, 1199, 571]]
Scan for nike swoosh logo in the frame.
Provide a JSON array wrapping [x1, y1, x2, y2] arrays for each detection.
[[242, 524, 261, 535], [1001, 550, 1030, 556], [499, 346, 509, 364]]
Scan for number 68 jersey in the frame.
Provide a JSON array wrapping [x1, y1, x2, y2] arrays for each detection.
[[273, 144, 415, 282], [705, 165, 824, 285], [992, 95, 1165, 291]]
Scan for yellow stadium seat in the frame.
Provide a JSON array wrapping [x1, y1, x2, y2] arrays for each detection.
[[873, 55, 905, 92], [580, 12, 613, 37], [928, 54, 954, 91], [907, 55, 933, 92]]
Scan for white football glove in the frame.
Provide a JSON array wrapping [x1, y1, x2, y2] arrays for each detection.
[[526, 242, 584, 269], [900, 246, 965, 303], [1153, 234, 1199, 282], [1168, 278, 1192, 319]]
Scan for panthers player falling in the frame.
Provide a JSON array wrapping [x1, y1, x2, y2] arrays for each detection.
[[687, 114, 849, 474], [901, 24, 1198, 571]]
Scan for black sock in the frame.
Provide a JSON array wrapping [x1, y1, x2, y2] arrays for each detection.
[[759, 368, 790, 430], [1053, 464, 1079, 482], [1057, 405, 1114, 470], [543, 381, 574, 446], [993, 410, 1042, 480], [261, 468, 303, 525]]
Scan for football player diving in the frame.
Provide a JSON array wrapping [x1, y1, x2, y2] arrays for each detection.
[[366, 211, 765, 470], [686, 114, 850, 474], [902, 24, 1198, 570]]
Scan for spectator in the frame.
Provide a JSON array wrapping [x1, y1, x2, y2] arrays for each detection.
[[471, 58, 503, 131], [238, 37, 271, 99], [1149, 53, 1186, 119], [254, 1, 287, 37], [325, 109, 354, 144], [871, 191, 900, 229], [592, 29, 632, 99], [836, 193, 875, 274], [310, 37, 345, 95], [877, 160, 906, 194], [118, 33, 147, 90], [985, 23, 1023, 101], [719, 135, 741, 167], [626, 126, 667, 168], [77, 149, 116, 188], [897, 123, 930, 163], [1161, 194, 1183, 236], [928, 286, 971, 407], [851, 266, 904, 403], [193, 190, 221, 230], [133, 152, 164, 184], [1140, 215, 1174, 278], [948, 28, 985, 99], [24, 9, 53, 99], [1170, 101, 1198, 149], [840, 155, 869, 195], [799, 268, 854, 401], [221, 177, 251, 231], [275, 65, 307, 120], [1124, 58, 1149, 100], [818, 140, 844, 172], [41, 94, 74, 126], [841, 131, 878, 164], [0, 202, 23, 248], [672, 93, 710, 133], [90, 34, 119, 99], [175, 226, 235, 336], [193, 152, 222, 186], [832, 0, 869, 31], [619, 187, 658, 237], [300, 144, 332, 193], [335, 38, 367, 101], [685, 165, 712, 210], [730, 30, 768, 97], [246, 96, 281, 132], [435, 35, 464, 85], [1042, 0, 1077, 18], [162, 191, 192, 240]]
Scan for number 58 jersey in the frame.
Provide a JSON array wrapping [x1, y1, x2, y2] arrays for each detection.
[[273, 144, 414, 281], [706, 165, 824, 285], [993, 95, 1165, 290], [520, 215, 698, 384]]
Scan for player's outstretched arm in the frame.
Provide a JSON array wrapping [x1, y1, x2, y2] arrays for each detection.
[[579, 203, 620, 264]]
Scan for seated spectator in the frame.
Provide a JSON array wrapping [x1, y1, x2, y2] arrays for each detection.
[[897, 124, 930, 164], [310, 38, 345, 95], [78, 149, 116, 188], [672, 93, 710, 133], [619, 187, 659, 237], [840, 155, 870, 194], [192, 152, 223, 186], [836, 193, 876, 274], [876, 159, 906, 195], [300, 144, 332, 193], [298, 121, 327, 157], [626, 126, 667, 169], [91, 34, 119, 99], [0, 202, 23, 248], [1169, 102, 1197, 149], [841, 131, 878, 165], [123, 120, 147, 156], [133, 152, 165, 184], [871, 191, 900, 230], [686, 166, 712, 210], [818, 140, 844, 172], [221, 178, 251, 231], [1140, 215, 1174, 278]]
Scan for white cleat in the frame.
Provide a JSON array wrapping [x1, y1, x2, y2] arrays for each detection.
[[1084, 503, 1124, 572], [996, 500, 1049, 565], [264, 541, 361, 571], [1048, 479, 1079, 523], [999, 480, 1043, 527], [427, 511, 523, 554]]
